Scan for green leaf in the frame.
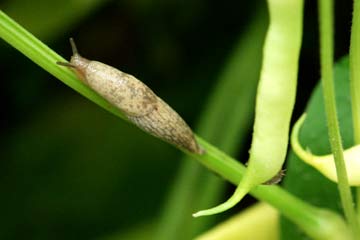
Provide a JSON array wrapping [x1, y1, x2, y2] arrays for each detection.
[[281, 56, 353, 239]]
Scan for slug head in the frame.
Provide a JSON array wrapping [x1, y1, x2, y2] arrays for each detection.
[[57, 38, 90, 83]]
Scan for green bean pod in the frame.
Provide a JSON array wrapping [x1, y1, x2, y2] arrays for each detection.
[[193, 0, 304, 217]]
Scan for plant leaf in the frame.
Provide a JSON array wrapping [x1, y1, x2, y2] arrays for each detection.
[[281, 56, 353, 239]]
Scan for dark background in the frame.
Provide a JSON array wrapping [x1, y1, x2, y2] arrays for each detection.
[[0, 0, 353, 239]]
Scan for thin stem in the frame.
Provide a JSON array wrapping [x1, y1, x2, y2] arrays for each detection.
[[357, 190, 360, 220], [0, 10, 351, 239], [318, 0, 360, 237], [349, 0, 360, 219], [350, 0, 360, 144]]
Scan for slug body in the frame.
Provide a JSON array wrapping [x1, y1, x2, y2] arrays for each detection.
[[58, 39, 203, 154]]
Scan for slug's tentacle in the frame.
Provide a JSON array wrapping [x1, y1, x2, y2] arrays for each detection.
[[69, 37, 79, 55]]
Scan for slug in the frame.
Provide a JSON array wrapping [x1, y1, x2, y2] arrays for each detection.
[[57, 38, 203, 154]]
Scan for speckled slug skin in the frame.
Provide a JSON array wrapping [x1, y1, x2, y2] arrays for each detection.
[[58, 39, 203, 154], [128, 97, 201, 154]]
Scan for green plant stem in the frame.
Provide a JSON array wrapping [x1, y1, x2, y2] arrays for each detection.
[[318, 0, 360, 237], [349, 0, 360, 219], [0, 10, 350, 239], [357, 187, 360, 217], [350, 0, 360, 145]]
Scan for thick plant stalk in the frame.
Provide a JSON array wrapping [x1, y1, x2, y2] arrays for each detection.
[[349, 0, 360, 219], [350, 0, 360, 144], [318, 0, 360, 237], [193, 0, 303, 217]]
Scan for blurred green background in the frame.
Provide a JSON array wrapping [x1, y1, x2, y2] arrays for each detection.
[[0, 0, 354, 239]]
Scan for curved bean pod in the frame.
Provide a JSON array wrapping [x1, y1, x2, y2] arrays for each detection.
[[193, 0, 304, 217]]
